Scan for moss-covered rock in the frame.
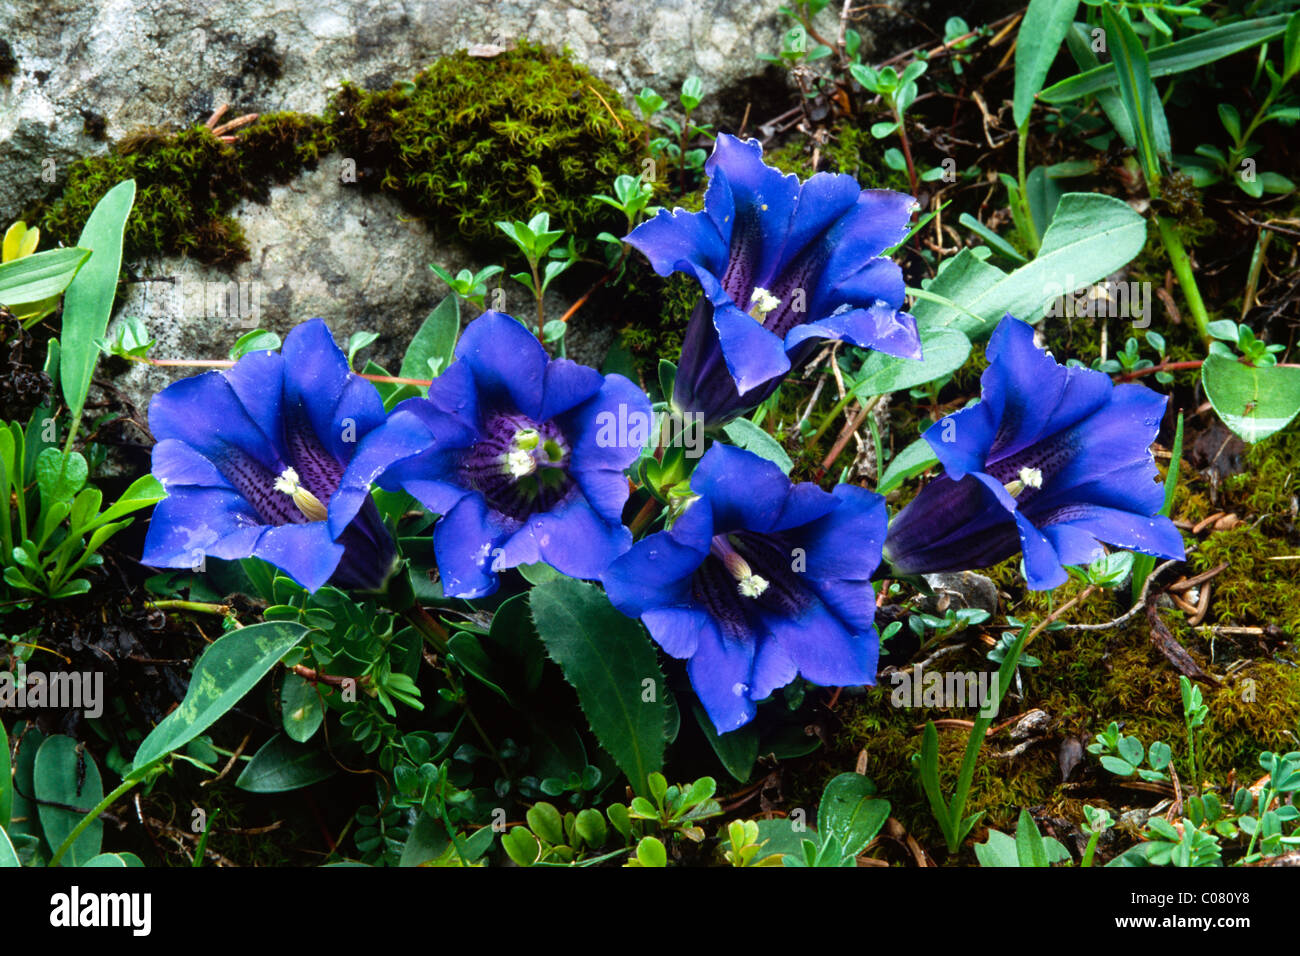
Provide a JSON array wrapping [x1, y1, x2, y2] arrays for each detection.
[[326, 44, 644, 251], [35, 44, 646, 265]]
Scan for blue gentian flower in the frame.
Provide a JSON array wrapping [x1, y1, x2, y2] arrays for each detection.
[[142, 318, 397, 593], [883, 316, 1185, 590], [333, 312, 650, 599], [626, 133, 921, 406], [603, 444, 886, 734]]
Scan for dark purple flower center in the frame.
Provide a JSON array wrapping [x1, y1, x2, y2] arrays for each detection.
[[985, 424, 1085, 511], [461, 412, 575, 521], [692, 531, 812, 642], [720, 205, 834, 339], [214, 398, 344, 527]]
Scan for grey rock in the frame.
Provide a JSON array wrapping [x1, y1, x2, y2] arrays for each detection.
[[0, 0, 803, 225], [109, 163, 608, 418], [920, 570, 999, 618], [2, 0, 834, 421]]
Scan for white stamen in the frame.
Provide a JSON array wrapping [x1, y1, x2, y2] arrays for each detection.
[[748, 287, 781, 321], [274, 466, 327, 522], [505, 448, 537, 478], [274, 466, 301, 496], [1019, 466, 1043, 489], [737, 573, 770, 599]]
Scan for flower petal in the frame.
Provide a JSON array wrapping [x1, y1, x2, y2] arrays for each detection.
[[784, 301, 921, 361], [688, 444, 794, 534], [141, 488, 266, 567], [761, 598, 878, 689], [712, 301, 790, 396], [454, 311, 548, 419], [641, 605, 707, 660], [496, 495, 632, 581], [148, 371, 283, 474], [687, 621, 757, 734], [254, 521, 346, 593], [603, 530, 706, 617], [433, 493, 510, 599]]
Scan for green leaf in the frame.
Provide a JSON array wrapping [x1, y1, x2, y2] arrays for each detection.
[[974, 828, 1020, 866], [1102, 4, 1160, 183], [0, 826, 19, 867], [280, 672, 324, 743], [818, 773, 890, 858], [958, 213, 1028, 264], [34, 735, 104, 866], [1286, 10, 1300, 81], [529, 579, 667, 795], [1042, 15, 1292, 103], [756, 817, 817, 862], [60, 180, 135, 428], [633, 835, 667, 867], [345, 330, 379, 369], [0, 247, 91, 307], [692, 703, 758, 783], [1117, 734, 1144, 766], [80, 853, 129, 867], [35, 448, 87, 512], [228, 329, 280, 360], [722, 418, 792, 474], [851, 326, 971, 397], [235, 733, 336, 792], [400, 295, 460, 382], [1014, 809, 1050, 867], [1013, 0, 1081, 127], [876, 434, 939, 495], [0, 719, 10, 831], [912, 193, 1147, 338], [447, 631, 512, 702], [131, 621, 309, 773], [1101, 754, 1137, 776], [82, 473, 165, 529], [1202, 354, 1300, 443], [397, 812, 453, 867]]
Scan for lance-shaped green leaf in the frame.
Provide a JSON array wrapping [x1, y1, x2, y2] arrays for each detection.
[[530, 578, 667, 795], [1042, 15, 1291, 103], [35, 735, 104, 866], [911, 193, 1146, 338], [1102, 4, 1160, 184], [131, 621, 309, 773], [0, 247, 91, 307], [400, 294, 461, 381], [60, 180, 135, 430], [1013, 0, 1080, 128]]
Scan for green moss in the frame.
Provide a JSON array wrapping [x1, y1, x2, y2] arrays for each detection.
[[40, 125, 250, 264], [35, 44, 646, 265], [328, 43, 644, 250]]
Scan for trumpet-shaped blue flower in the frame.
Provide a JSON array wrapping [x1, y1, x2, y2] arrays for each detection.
[[627, 133, 921, 402], [603, 444, 886, 734], [884, 316, 1185, 590], [333, 312, 650, 599], [142, 318, 397, 593]]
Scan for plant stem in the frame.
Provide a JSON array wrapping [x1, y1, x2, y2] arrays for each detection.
[[1015, 121, 1039, 253], [1243, 786, 1274, 861], [1155, 216, 1212, 343], [894, 105, 919, 196], [404, 606, 450, 657], [48, 775, 141, 867], [628, 496, 661, 537], [145, 599, 232, 615]]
